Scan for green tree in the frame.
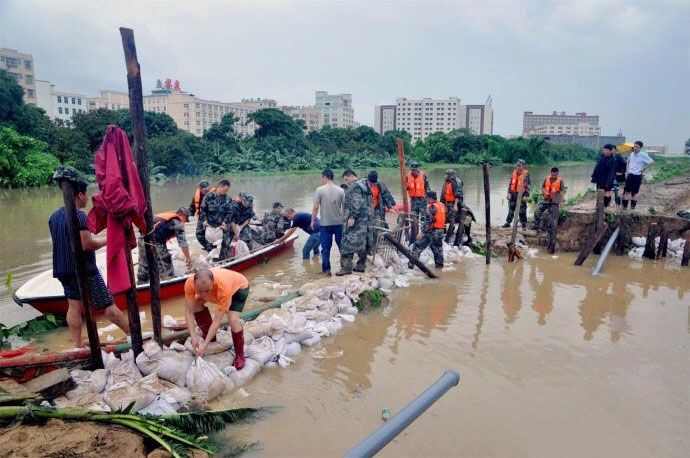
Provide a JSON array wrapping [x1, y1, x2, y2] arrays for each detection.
[[0, 70, 24, 121], [203, 113, 239, 150], [71, 108, 127, 151], [0, 127, 59, 187]]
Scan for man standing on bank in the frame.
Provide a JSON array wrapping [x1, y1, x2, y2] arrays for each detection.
[[49, 179, 130, 348], [189, 180, 210, 250], [591, 144, 617, 207], [502, 159, 531, 229], [184, 268, 249, 370], [622, 141, 654, 210], [410, 191, 446, 270], [312, 169, 345, 274], [337, 174, 374, 276]]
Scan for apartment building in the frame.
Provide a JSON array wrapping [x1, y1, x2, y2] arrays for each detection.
[[35, 80, 88, 123], [374, 105, 396, 135], [523, 111, 600, 137], [1, 48, 36, 104], [315, 91, 354, 128], [464, 96, 494, 136], [281, 105, 323, 132], [86, 90, 129, 111]]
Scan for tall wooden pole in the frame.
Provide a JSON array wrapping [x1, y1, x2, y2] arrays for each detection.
[[396, 139, 409, 217], [57, 178, 103, 369], [482, 163, 491, 264], [120, 27, 162, 346]]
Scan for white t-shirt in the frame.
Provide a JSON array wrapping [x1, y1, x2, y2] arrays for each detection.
[[627, 151, 654, 175]]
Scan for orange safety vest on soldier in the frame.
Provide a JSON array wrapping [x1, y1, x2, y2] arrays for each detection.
[[508, 169, 529, 192], [442, 181, 455, 203], [370, 183, 381, 208], [193, 188, 204, 214], [542, 176, 562, 201], [152, 212, 183, 242], [407, 172, 426, 198], [429, 202, 446, 229]]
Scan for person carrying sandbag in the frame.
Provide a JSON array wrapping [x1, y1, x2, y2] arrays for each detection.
[[184, 268, 250, 370]]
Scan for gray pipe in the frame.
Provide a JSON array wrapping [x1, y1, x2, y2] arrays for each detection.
[[344, 370, 460, 458], [592, 227, 620, 276]]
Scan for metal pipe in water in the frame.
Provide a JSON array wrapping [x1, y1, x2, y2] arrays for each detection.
[[592, 227, 620, 276]]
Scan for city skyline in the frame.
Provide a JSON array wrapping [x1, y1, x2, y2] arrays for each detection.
[[1, 1, 688, 148]]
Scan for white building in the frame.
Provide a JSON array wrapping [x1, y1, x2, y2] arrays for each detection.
[[464, 96, 494, 136], [281, 105, 323, 132], [523, 111, 600, 137], [1, 48, 36, 105], [35, 80, 88, 123], [374, 105, 396, 134], [86, 90, 129, 111], [315, 91, 354, 128]]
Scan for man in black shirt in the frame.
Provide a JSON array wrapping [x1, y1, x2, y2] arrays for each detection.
[[590, 144, 617, 207], [48, 179, 129, 348]]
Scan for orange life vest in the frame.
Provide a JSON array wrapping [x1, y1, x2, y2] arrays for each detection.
[[509, 168, 529, 193], [442, 181, 455, 203], [370, 183, 381, 207], [193, 188, 205, 214], [429, 201, 446, 229], [407, 171, 426, 198], [542, 176, 562, 201], [152, 212, 183, 242]]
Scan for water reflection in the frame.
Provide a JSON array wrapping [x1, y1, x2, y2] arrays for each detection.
[[501, 262, 524, 325]]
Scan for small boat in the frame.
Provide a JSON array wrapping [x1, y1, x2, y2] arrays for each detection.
[[13, 235, 297, 315]]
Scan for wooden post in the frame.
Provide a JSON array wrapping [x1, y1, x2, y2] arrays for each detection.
[[507, 184, 525, 262], [593, 190, 607, 255], [396, 139, 409, 219], [383, 234, 437, 279], [120, 27, 162, 346], [574, 222, 609, 265], [656, 226, 668, 259], [643, 223, 658, 259], [616, 212, 630, 256], [681, 232, 690, 267], [57, 178, 103, 369], [482, 162, 491, 264]]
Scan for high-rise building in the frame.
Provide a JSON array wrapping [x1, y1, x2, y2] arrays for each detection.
[[522, 111, 600, 137], [35, 80, 88, 122], [374, 105, 396, 134], [86, 90, 130, 111], [464, 96, 494, 136], [315, 91, 354, 128], [1, 48, 36, 105]]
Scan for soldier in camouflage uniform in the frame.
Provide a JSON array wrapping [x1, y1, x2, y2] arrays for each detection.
[[439, 169, 463, 220], [231, 193, 256, 250], [189, 180, 210, 250], [336, 178, 374, 276], [137, 207, 193, 284], [366, 170, 395, 255], [199, 179, 234, 260], [410, 191, 446, 269], [255, 202, 286, 244]]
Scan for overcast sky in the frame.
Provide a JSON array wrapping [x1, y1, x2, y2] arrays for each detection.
[[1, 0, 688, 148]]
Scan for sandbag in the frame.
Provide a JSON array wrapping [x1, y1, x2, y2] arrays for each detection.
[[186, 357, 232, 401], [234, 240, 250, 257], [205, 351, 235, 372], [104, 374, 160, 412], [68, 369, 109, 397], [205, 226, 224, 246], [284, 342, 302, 357], [223, 358, 262, 387], [245, 336, 275, 364], [301, 333, 321, 347], [137, 397, 179, 415], [136, 347, 194, 387], [283, 331, 312, 345], [107, 359, 142, 387], [184, 329, 233, 355]]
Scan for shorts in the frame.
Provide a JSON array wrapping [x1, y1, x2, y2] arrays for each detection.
[[57, 272, 114, 310], [227, 287, 249, 313], [596, 184, 613, 192], [624, 174, 643, 195]]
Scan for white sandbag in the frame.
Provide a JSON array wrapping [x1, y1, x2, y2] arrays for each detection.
[[137, 397, 179, 415], [301, 333, 322, 347], [272, 337, 287, 358], [376, 276, 395, 290], [107, 359, 142, 387], [69, 369, 109, 395], [284, 342, 302, 357], [264, 361, 278, 368], [223, 359, 262, 386], [628, 246, 644, 260], [244, 320, 272, 339], [136, 347, 194, 387], [160, 386, 192, 408], [302, 308, 333, 322], [234, 240, 250, 257], [169, 341, 187, 352], [277, 354, 293, 368], [631, 236, 646, 247], [104, 378, 158, 412], [186, 357, 232, 401], [667, 239, 684, 252], [245, 336, 275, 364], [205, 226, 224, 246], [163, 315, 179, 328], [325, 319, 343, 334], [283, 331, 313, 344], [337, 313, 356, 322], [334, 295, 354, 313], [184, 329, 233, 355], [205, 351, 235, 372], [394, 275, 411, 288]]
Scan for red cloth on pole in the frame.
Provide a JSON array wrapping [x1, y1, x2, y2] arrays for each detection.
[[87, 125, 147, 294]]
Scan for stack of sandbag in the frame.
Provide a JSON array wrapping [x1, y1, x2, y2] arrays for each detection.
[[136, 341, 194, 387], [186, 357, 233, 401]]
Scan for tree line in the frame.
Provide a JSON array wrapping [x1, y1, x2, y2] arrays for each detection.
[[1, 69, 602, 188]]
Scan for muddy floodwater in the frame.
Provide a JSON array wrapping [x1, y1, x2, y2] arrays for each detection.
[[1, 164, 689, 456]]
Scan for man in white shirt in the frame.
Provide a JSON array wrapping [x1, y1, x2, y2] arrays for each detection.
[[623, 140, 654, 210], [312, 169, 344, 274]]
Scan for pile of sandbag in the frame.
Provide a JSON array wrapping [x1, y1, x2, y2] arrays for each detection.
[[629, 236, 687, 260]]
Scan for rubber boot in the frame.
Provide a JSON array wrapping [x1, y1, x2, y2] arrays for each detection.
[[353, 252, 367, 272], [336, 255, 353, 276], [231, 329, 245, 370]]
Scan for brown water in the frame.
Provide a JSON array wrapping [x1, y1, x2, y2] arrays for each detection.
[[2, 165, 689, 456]]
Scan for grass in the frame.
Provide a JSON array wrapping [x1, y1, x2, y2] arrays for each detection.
[[646, 157, 690, 184], [563, 188, 595, 207], [354, 289, 388, 312]]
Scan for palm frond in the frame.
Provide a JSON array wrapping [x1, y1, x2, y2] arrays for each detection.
[[158, 408, 261, 434]]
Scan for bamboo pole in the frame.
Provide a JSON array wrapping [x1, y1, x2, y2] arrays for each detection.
[[57, 178, 103, 369], [383, 234, 437, 279], [396, 139, 409, 218], [120, 27, 162, 346], [574, 223, 608, 266], [482, 163, 491, 264]]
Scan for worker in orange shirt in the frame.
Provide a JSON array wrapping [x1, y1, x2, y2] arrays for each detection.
[[184, 268, 250, 370]]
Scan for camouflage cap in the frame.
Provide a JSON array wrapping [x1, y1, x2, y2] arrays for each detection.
[[199, 180, 210, 188], [409, 161, 420, 169], [177, 207, 190, 219], [516, 159, 526, 166], [445, 168, 455, 175]]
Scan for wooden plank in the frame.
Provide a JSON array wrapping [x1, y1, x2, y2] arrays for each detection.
[[482, 162, 491, 264], [616, 212, 630, 256], [656, 226, 668, 259], [23, 368, 74, 399], [383, 234, 437, 279], [681, 233, 690, 267], [643, 223, 658, 259], [574, 222, 608, 266], [120, 27, 163, 347]]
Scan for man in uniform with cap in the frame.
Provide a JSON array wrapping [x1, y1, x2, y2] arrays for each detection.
[[439, 168, 463, 230], [231, 192, 256, 250], [199, 179, 235, 260], [410, 191, 446, 270], [502, 159, 531, 229], [137, 207, 193, 283], [406, 161, 431, 217], [189, 180, 210, 250], [255, 202, 286, 244], [337, 174, 374, 275]]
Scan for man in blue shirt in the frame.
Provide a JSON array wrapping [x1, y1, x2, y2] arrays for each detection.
[[275, 208, 320, 259], [48, 179, 130, 348]]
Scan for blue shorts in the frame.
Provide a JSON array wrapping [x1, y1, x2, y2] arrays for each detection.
[[57, 272, 114, 310]]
